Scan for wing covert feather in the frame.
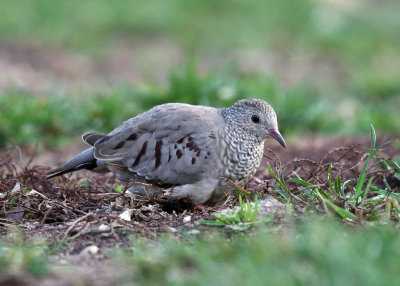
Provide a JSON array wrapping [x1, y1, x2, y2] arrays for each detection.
[[92, 103, 222, 185]]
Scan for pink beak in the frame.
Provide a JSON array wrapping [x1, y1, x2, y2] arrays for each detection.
[[268, 129, 286, 148]]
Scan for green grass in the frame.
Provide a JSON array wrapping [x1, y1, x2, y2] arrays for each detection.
[[112, 219, 400, 286], [268, 125, 400, 222], [1, 0, 400, 59], [0, 231, 49, 278], [3, 218, 400, 285], [200, 195, 274, 231], [1, 65, 399, 148]]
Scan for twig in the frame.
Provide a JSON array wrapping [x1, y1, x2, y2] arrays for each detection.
[[71, 220, 95, 239], [220, 177, 251, 195], [40, 205, 54, 225], [64, 212, 94, 237]]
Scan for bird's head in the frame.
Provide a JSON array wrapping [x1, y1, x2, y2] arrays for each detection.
[[222, 99, 286, 148]]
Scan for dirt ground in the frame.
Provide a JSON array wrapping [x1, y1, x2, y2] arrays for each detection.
[[0, 134, 399, 285]]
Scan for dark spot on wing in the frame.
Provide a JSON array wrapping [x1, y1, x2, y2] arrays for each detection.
[[176, 149, 182, 159], [177, 137, 184, 144], [168, 154, 172, 162], [174, 144, 178, 149], [155, 140, 162, 169], [185, 140, 200, 153], [126, 133, 137, 141], [132, 141, 148, 167], [196, 151, 201, 157], [113, 141, 125, 150], [192, 158, 196, 164], [188, 137, 193, 142], [192, 146, 200, 152]]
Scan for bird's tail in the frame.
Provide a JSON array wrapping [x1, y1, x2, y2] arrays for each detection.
[[47, 147, 98, 179]]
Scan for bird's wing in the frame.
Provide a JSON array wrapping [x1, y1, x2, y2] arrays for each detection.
[[82, 132, 108, 146], [92, 103, 221, 185]]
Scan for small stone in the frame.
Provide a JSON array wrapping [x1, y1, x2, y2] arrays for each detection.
[[79, 245, 99, 257], [166, 226, 177, 233], [216, 197, 285, 219], [183, 216, 191, 223], [11, 182, 21, 194], [119, 209, 134, 221], [187, 229, 200, 235], [98, 224, 111, 231]]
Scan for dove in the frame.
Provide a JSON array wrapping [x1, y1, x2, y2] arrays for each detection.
[[47, 99, 285, 205]]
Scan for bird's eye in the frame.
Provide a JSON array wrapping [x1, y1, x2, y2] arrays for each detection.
[[251, 114, 260, 123]]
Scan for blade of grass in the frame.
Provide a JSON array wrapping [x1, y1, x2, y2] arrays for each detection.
[[370, 186, 400, 200], [316, 189, 357, 220], [328, 164, 334, 191], [268, 164, 288, 192], [291, 177, 314, 187], [353, 125, 390, 204], [362, 176, 374, 201], [334, 176, 342, 196], [385, 199, 392, 221]]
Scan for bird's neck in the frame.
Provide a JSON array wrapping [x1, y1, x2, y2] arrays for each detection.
[[219, 122, 265, 185]]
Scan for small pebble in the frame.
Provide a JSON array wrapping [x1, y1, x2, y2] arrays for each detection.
[[79, 245, 99, 257], [183, 216, 191, 223], [166, 227, 178, 233], [187, 229, 200, 235], [119, 209, 134, 221], [98, 224, 111, 231]]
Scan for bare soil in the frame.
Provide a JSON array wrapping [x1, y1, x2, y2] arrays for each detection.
[[0, 135, 399, 285]]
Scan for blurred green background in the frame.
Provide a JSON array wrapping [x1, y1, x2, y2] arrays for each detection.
[[0, 0, 399, 147]]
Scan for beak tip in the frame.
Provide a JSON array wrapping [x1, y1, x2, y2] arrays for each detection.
[[269, 129, 286, 149]]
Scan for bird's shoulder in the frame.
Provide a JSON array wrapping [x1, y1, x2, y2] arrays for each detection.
[[110, 103, 221, 135]]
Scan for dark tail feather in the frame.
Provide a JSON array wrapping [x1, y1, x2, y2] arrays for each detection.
[[47, 148, 97, 179]]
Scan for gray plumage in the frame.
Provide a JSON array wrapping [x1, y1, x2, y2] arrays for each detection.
[[48, 99, 285, 205]]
